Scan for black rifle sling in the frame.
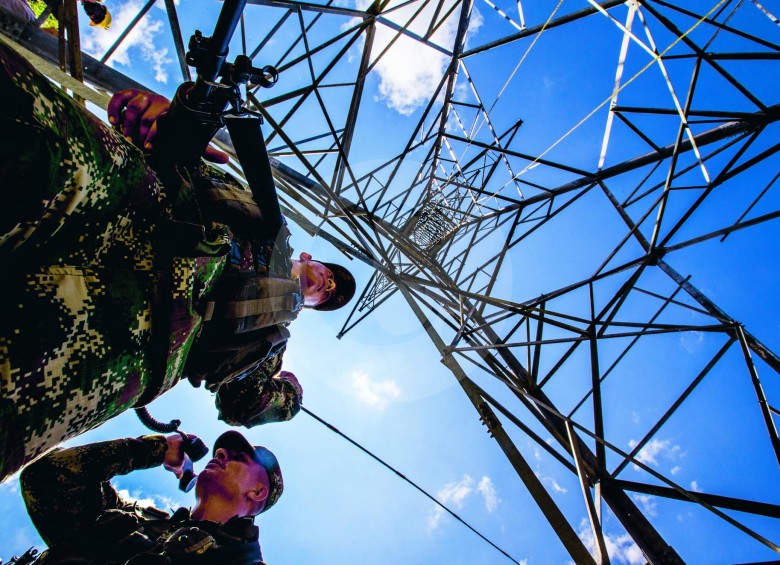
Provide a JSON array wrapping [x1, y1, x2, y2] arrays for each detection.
[[224, 115, 282, 241]]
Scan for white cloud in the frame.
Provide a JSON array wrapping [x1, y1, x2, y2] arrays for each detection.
[[578, 519, 645, 565], [541, 477, 569, 494], [351, 0, 483, 115], [670, 465, 681, 475], [373, 40, 446, 115], [428, 474, 473, 530], [680, 331, 704, 353], [533, 445, 568, 495], [428, 474, 498, 530], [81, 0, 174, 84], [690, 480, 702, 493], [627, 438, 682, 470], [439, 475, 474, 507], [351, 372, 401, 410], [631, 494, 657, 517], [477, 476, 498, 512], [113, 482, 182, 512], [537, 473, 567, 494]]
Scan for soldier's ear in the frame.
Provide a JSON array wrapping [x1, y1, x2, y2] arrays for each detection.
[[248, 483, 268, 505]]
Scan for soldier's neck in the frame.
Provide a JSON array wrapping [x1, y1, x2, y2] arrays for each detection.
[[191, 496, 247, 523], [289, 259, 302, 280]]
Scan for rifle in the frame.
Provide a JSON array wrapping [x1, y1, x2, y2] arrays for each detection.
[[150, 0, 283, 236], [151, 0, 276, 165]]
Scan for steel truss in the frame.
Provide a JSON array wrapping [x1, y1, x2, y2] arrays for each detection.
[[3, 0, 780, 562]]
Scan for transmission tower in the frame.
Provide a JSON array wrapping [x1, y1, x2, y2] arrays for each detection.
[[3, 0, 780, 562]]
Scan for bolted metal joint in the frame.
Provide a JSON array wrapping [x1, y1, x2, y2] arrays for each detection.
[[477, 401, 502, 437]]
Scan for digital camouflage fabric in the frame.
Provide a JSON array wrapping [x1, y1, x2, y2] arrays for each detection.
[[0, 36, 225, 478], [0, 38, 301, 481], [21, 436, 171, 550]]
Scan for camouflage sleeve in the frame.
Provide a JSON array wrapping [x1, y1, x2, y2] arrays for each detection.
[[20, 435, 168, 547], [214, 348, 303, 427], [0, 37, 163, 263]]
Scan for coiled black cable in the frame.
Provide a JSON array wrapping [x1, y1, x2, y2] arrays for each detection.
[[134, 406, 181, 433]]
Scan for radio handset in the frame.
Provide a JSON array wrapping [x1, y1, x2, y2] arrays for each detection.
[[178, 431, 209, 492], [135, 407, 209, 492]]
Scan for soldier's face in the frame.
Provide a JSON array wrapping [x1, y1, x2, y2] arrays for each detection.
[[197, 447, 269, 515], [297, 252, 336, 307]]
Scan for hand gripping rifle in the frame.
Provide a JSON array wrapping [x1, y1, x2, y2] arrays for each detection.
[[135, 0, 280, 491]]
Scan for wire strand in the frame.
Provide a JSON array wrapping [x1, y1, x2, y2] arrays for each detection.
[[301, 406, 523, 564], [513, 0, 729, 181]]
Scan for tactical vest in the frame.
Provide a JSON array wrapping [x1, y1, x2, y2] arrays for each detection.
[[195, 161, 303, 328], [135, 161, 302, 406], [30, 508, 264, 564], [187, 275, 303, 390], [181, 165, 303, 391]]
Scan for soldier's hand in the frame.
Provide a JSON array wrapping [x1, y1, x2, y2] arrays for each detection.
[[163, 433, 199, 478], [277, 370, 302, 398], [107, 88, 229, 164]]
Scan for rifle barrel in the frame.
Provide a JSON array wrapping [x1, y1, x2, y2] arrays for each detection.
[[207, 0, 247, 80]]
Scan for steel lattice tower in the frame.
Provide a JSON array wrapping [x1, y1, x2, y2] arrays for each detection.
[[3, 0, 780, 562]]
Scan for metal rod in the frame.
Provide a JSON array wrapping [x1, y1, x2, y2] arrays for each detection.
[[735, 325, 780, 468], [461, 0, 626, 58], [99, 0, 157, 64], [605, 478, 780, 519], [567, 421, 610, 564], [163, 0, 191, 81]]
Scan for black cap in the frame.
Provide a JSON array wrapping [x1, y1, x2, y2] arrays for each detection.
[[313, 262, 356, 311], [213, 431, 283, 514]]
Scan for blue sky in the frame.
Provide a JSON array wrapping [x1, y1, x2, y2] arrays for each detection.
[[3, 0, 780, 563]]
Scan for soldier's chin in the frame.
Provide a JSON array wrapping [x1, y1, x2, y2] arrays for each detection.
[[194, 467, 219, 490]]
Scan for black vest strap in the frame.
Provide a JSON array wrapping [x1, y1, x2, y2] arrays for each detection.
[[187, 541, 262, 564]]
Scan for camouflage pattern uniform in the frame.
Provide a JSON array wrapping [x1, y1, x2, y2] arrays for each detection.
[[21, 435, 265, 563], [0, 37, 302, 481]]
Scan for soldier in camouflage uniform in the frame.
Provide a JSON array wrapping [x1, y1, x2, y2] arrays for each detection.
[[0, 37, 356, 481], [21, 430, 281, 562]]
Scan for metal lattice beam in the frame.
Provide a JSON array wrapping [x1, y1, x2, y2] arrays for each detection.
[[4, 0, 780, 561]]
